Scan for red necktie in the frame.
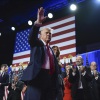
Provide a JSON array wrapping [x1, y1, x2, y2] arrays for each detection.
[[46, 44, 55, 75]]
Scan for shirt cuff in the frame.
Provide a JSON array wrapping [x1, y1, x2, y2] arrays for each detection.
[[72, 72, 76, 76], [95, 76, 99, 80]]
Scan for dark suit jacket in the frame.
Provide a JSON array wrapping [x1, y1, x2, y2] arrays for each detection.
[[21, 25, 60, 85], [68, 66, 92, 99], [87, 68, 100, 100], [0, 72, 9, 96], [7, 81, 24, 100]]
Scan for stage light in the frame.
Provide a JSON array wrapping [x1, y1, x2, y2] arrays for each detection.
[[11, 27, 15, 31], [70, 4, 77, 11], [28, 20, 32, 25], [97, 0, 100, 2], [0, 33, 1, 36], [48, 13, 53, 18]]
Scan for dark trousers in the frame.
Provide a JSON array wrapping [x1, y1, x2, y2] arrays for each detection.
[[0, 94, 3, 100], [75, 89, 84, 100], [24, 69, 57, 100], [89, 88, 100, 100], [72, 89, 90, 100]]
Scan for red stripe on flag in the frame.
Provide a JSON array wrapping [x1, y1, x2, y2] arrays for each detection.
[[50, 36, 75, 45], [60, 44, 76, 51], [52, 20, 75, 29], [52, 28, 75, 37], [13, 54, 30, 60], [42, 15, 74, 26]]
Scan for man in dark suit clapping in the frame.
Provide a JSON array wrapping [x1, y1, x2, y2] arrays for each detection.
[[0, 64, 9, 100], [88, 61, 100, 100], [68, 55, 92, 100]]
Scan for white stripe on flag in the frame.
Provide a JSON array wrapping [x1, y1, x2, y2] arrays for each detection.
[[51, 31, 75, 42], [50, 39, 76, 47]]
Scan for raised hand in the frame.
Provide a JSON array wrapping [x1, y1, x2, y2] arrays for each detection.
[[93, 70, 98, 77], [36, 7, 47, 23], [80, 67, 85, 73]]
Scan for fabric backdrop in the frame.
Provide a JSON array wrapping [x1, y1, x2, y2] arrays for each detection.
[[81, 50, 100, 72]]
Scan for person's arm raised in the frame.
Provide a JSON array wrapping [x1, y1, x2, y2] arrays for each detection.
[[28, 7, 47, 46], [35, 7, 47, 24]]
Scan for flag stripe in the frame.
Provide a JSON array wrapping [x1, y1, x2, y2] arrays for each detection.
[[51, 31, 75, 42], [52, 28, 75, 37], [40, 16, 75, 29], [13, 47, 76, 64], [52, 24, 75, 34], [13, 50, 30, 57], [50, 35, 75, 45], [13, 43, 76, 61], [60, 44, 76, 51], [52, 20, 75, 29], [60, 47, 76, 55], [13, 54, 30, 60], [13, 38, 75, 60], [13, 57, 30, 64], [50, 39, 76, 47]]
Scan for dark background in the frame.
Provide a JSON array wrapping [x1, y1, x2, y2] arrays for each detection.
[[0, 0, 100, 66]]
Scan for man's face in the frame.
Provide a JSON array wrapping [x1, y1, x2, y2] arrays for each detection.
[[40, 28, 52, 43], [14, 76, 18, 82], [65, 65, 71, 74], [1, 66, 5, 72], [90, 62, 97, 71], [5, 66, 8, 72], [76, 56, 83, 66]]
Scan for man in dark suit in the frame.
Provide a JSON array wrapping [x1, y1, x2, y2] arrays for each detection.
[[88, 61, 100, 100], [7, 75, 24, 100], [21, 7, 61, 100], [0, 64, 9, 100], [68, 55, 92, 100]]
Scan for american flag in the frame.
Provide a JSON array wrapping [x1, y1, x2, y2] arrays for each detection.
[[12, 15, 76, 66]]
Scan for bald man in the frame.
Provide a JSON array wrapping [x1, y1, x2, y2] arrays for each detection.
[[21, 7, 61, 100], [88, 61, 100, 100], [68, 55, 92, 100]]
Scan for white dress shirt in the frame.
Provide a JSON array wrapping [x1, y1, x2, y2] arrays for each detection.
[[77, 66, 83, 89], [0, 71, 4, 77]]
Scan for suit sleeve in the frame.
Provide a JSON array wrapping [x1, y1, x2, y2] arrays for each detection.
[[8, 83, 12, 91], [82, 67, 93, 82], [68, 69, 77, 83], [0, 74, 9, 86], [16, 81, 24, 91], [28, 25, 40, 47]]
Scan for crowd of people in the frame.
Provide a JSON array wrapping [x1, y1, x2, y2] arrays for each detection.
[[0, 7, 100, 100], [0, 64, 26, 100], [0, 53, 100, 100]]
